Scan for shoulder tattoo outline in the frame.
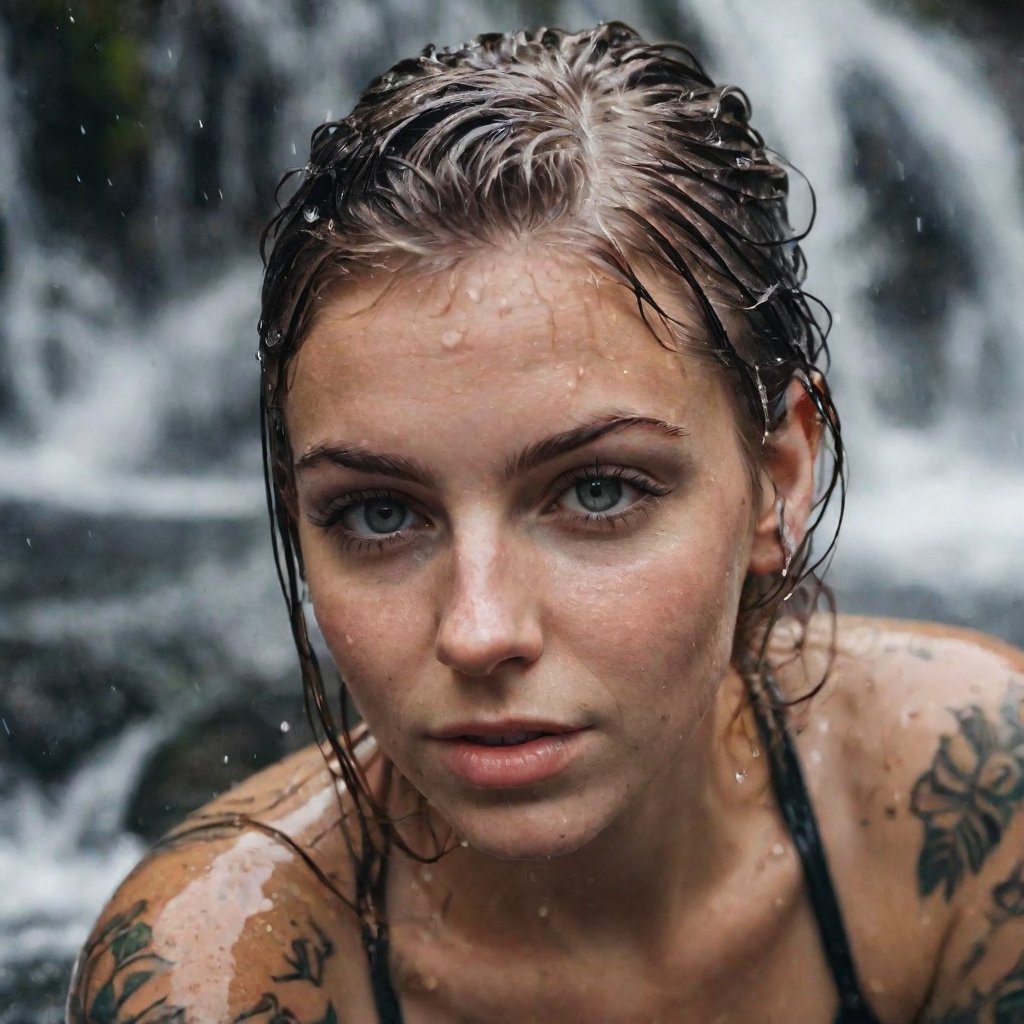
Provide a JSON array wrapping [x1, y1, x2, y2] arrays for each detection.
[[911, 682, 1024, 902]]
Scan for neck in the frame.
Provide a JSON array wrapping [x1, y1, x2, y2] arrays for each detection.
[[392, 670, 772, 957]]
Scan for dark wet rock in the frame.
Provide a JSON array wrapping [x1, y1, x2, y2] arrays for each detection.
[[125, 691, 309, 842], [0, 636, 156, 780], [0, 955, 71, 1024], [0, 500, 264, 604], [836, 578, 1024, 650]]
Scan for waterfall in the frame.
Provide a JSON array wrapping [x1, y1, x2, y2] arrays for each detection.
[[1, 1, 1020, 1016]]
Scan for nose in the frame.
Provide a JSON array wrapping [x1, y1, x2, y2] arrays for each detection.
[[434, 527, 543, 678]]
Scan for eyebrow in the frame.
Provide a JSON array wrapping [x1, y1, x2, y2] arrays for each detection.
[[502, 415, 688, 480], [294, 414, 688, 485]]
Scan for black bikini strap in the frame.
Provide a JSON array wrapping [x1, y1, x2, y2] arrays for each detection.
[[363, 921, 405, 1024], [747, 676, 879, 1023]]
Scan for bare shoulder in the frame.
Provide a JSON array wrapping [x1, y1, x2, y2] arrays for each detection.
[[67, 740, 382, 1023], [789, 614, 1024, 1020]]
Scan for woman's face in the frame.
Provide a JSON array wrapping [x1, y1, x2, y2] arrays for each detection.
[[285, 250, 768, 860]]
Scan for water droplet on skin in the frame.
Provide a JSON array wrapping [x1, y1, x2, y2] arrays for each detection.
[[420, 866, 433, 881], [750, 744, 761, 758], [734, 768, 747, 783], [345, 634, 354, 644], [459, 839, 469, 848], [440, 329, 464, 350], [773, 896, 785, 909], [303, 205, 320, 223], [537, 905, 549, 918], [771, 842, 785, 858], [465, 286, 482, 303], [817, 718, 830, 734], [809, 750, 822, 765], [423, 975, 439, 991]]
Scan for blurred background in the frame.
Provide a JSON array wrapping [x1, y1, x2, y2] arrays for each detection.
[[1, 0, 1022, 1019]]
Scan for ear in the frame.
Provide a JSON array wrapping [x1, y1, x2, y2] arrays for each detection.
[[747, 377, 823, 577]]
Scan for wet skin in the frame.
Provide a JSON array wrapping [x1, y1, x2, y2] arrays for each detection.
[[284, 249, 799, 868], [67, 253, 1024, 1023]]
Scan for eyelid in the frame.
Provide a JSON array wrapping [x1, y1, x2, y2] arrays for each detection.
[[305, 488, 429, 530], [545, 463, 671, 505]]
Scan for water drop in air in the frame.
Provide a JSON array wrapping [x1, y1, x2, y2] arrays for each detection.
[[80, 124, 86, 135], [303, 205, 320, 223], [279, 721, 290, 734]]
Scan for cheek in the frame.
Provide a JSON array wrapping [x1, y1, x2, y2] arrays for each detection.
[[556, 488, 753, 697], [300, 541, 430, 720]]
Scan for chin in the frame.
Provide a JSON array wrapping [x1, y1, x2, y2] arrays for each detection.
[[437, 790, 617, 861]]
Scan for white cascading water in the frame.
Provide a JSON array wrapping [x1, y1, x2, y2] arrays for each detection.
[[1, 0, 1021, 1012]]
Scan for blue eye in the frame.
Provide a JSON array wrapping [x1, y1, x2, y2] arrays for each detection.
[[343, 498, 417, 535], [575, 477, 623, 513]]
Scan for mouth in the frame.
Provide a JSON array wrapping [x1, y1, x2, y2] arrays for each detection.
[[431, 724, 589, 788], [459, 731, 548, 747]]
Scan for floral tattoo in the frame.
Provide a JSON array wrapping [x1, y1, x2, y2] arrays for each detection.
[[911, 683, 1024, 902]]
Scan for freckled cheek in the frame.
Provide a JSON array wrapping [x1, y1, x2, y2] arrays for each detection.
[[302, 560, 430, 718], [559, 512, 749, 702]]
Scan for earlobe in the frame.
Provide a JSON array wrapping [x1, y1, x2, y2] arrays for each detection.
[[747, 377, 823, 577]]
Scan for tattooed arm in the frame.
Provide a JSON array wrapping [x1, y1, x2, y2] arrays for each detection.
[[909, 664, 1024, 1023], [66, 827, 362, 1024]]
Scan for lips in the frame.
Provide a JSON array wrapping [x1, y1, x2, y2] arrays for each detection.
[[432, 720, 578, 741], [462, 731, 546, 746], [430, 723, 589, 788]]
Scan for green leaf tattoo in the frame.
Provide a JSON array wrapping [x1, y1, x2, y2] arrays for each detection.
[[911, 685, 1024, 901], [67, 901, 184, 1023]]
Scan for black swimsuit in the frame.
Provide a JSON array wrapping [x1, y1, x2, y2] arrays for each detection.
[[362, 685, 882, 1024]]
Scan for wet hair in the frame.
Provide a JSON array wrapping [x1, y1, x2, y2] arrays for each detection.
[[257, 21, 844, 935]]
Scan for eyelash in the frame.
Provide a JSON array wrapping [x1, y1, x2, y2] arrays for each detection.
[[308, 467, 672, 555]]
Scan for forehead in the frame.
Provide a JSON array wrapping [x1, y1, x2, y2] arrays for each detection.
[[285, 249, 733, 449]]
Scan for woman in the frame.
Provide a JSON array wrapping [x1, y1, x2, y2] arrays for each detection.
[[67, 23, 1024, 1024]]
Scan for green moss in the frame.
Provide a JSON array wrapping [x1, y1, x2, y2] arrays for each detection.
[[6, 0, 153, 238]]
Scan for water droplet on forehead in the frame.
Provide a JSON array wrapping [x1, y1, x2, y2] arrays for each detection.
[[440, 329, 464, 350]]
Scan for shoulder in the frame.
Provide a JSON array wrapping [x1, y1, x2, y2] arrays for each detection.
[[67, 740, 384, 1024], [787, 614, 1024, 1019]]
